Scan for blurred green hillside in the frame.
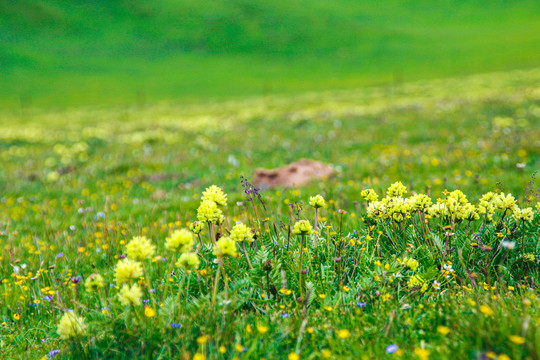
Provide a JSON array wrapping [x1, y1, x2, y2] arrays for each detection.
[[1, 0, 540, 108]]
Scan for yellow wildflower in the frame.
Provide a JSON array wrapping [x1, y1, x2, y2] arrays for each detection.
[[57, 312, 87, 339], [114, 258, 143, 284], [230, 223, 254, 243], [213, 237, 236, 257], [176, 252, 200, 270], [165, 229, 195, 253], [84, 273, 105, 292], [125, 236, 156, 260], [118, 283, 143, 306]]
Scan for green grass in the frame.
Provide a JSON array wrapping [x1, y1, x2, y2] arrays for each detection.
[[1, 0, 540, 108], [0, 68, 539, 359]]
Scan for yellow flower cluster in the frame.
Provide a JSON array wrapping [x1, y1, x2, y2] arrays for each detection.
[[408, 194, 432, 212], [201, 185, 228, 206], [197, 200, 223, 224], [176, 252, 200, 270], [118, 283, 143, 306], [115, 258, 143, 284], [403, 258, 419, 271], [189, 221, 204, 234], [364, 185, 535, 224], [309, 194, 326, 208], [292, 220, 313, 235], [230, 223, 254, 243], [382, 196, 410, 222], [408, 275, 428, 292], [512, 207, 534, 222], [84, 273, 105, 292], [428, 190, 479, 221], [125, 236, 156, 260], [361, 189, 378, 203], [478, 192, 497, 221], [494, 192, 516, 210], [387, 181, 407, 197], [57, 312, 87, 339], [165, 229, 195, 253], [213, 237, 236, 257]]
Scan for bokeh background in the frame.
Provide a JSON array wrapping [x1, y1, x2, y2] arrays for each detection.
[[2, 0, 540, 109]]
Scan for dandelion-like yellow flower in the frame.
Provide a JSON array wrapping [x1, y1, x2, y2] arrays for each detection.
[[387, 181, 407, 198], [144, 306, 156, 318], [288, 353, 300, 360], [413, 348, 430, 360], [197, 200, 223, 223], [114, 258, 143, 284], [230, 223, 254, 243], [189, 221, 205, 234], [508, 335, 526, 344], [118, 283, 143, 306], [292, 220, 313, 235], [361, 189, 378, 203], [309, 194, 326, 208], [57, 312, 87, 340], [213, 237, 236, 257], [165, 229, 195, 253], [436, 325, 451, 335], [176, 252, 200, 270], [201, 185, 227, 206], [479, 305, 493, 316], [84, 273, 105, 292], [337, 329, 351, 339], [256, 324, 269, 334], [125, 236, 156, 260]]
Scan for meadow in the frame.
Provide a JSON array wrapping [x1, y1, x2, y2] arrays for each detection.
[[0, 67, 539, 359], [2, 0, 540, 108]]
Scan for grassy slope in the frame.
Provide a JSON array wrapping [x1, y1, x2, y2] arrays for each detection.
[[1, 0, 540, 108]]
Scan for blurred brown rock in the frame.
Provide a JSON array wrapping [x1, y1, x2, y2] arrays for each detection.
[[253, 159, 333, 188]]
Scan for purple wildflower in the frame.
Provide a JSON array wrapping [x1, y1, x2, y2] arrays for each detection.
[[49, 349, 60, 357], [386, 344, 398, 354]]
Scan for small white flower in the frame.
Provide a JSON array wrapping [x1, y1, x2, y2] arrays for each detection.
[[501, 241, 516, 250]]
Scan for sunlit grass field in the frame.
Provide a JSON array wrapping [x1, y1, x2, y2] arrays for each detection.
[[2, 0, 540, 108], [0, 68, 539, 359]]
